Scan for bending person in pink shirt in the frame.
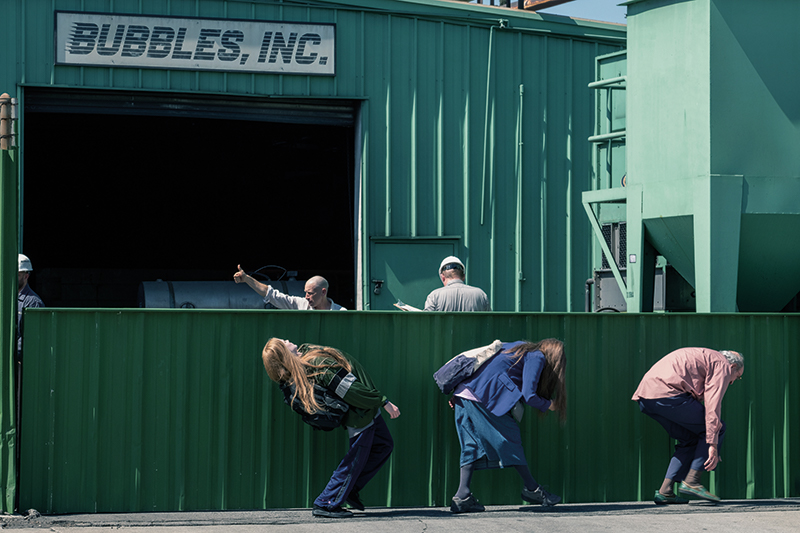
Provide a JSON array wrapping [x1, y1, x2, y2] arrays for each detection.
[[632, 348, 744, 504]]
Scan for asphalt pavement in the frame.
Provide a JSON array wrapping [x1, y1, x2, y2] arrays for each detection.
[[2, 499, 799, 532]]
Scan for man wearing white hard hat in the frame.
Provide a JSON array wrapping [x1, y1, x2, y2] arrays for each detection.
[[424, 256, 490, 312], [17, 254, 44, 358], [16, 254, 44, 462]]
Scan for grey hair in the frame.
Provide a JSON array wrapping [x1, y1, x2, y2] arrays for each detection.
[[720, 350, 744, 369]]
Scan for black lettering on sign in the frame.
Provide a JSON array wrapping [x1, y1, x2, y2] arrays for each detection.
[[218, 30, 244, 62], [172, 28, 193, 60], [63, 18, 331, 71], [121, 25, 150, 57], [194, 28, 221, 60], [96, 24, 125, 56], [295, 33, 320, 65], [147, 26, 175, 59], [68, 23, 99, 55], [257, 31, 272, 63], [268, 32, 297, 64]]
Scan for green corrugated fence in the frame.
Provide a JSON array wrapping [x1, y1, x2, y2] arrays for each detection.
[[17, 309, 800, 512], [0, 141, 19, 513]]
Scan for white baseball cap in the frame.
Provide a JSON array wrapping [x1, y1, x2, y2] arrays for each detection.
[[439, 256, 465, 274], [18, 254, 33, 272]]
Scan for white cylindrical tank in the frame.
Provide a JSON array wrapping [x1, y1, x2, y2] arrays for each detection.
[[138, 280, 306, 309]]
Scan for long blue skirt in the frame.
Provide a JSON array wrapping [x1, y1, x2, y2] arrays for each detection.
[[454, 397, 528, 470]]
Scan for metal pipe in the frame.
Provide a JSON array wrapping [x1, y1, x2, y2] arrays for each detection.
[[480, 26, 496, 226], [588, 130, 626, 143], [539, 37, 549, 311], [585, 278, 594, 312], [587, 76, 627, 89], [515, 83, 525, 311], [0, 94, 13, 151]]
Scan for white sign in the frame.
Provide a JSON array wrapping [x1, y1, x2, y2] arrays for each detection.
[[55, 11, 335, 76]]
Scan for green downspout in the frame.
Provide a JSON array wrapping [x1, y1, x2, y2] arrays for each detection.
[[481, 23, 505, 310], [515, 83, 524, 311], [480, 25, 496, 226], [0, 92, 19, 513]]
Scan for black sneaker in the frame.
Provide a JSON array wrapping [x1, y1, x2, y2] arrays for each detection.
[[345, 491, 365, 511], [450, 494, 486, 514], [312, 504, 354, 518], [521, 486, 561, 506]]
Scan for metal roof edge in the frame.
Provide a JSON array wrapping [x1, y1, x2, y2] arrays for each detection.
[[298, 0, 626, 40], [595, 49, 628, 61]]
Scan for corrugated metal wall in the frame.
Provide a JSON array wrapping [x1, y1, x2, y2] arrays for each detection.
[[20, 309, 799, 512], [1, 0, 625, 312], [358, 9, 624, 311]]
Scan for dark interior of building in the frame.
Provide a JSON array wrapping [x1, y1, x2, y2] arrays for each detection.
[[22, 94, 356, 309]]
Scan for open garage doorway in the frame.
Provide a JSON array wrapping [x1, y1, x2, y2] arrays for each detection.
[[21, 89, 358, 309]]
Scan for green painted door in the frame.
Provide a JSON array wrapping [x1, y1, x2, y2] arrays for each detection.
[[368, 238, 459, 310]]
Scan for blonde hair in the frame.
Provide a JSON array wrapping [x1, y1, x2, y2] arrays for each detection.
[[261, 338, 351, 414], [509, 338, 568, 422]]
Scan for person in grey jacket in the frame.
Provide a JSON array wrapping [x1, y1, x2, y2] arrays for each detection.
[[424, 256, 490, 311]]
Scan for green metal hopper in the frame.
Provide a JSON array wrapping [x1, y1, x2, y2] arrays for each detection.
[[586, 0, 800, 312]]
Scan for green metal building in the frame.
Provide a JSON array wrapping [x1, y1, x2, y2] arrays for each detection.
[[1, 0, 798, 516], [0, 0, 625, 313]]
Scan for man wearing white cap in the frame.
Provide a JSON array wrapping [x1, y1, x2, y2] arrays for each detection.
[[424, 256, 490, 312], [17, 254, 44, 358]]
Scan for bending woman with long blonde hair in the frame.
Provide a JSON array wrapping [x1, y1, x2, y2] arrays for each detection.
[[261, 338, 400, 519], [448, 338, 567, 513]]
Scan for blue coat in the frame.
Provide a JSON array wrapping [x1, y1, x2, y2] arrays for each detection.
[[462, 341, 552, 417]]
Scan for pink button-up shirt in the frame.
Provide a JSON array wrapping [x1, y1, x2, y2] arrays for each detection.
[[632, 347, 734, 445]]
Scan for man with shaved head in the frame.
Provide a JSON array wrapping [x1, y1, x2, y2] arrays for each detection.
[[234, 266, 345, 310]]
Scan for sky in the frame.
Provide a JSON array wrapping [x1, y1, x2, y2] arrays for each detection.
[[472, 1, 628, 25], [536, 0, 627, 24]]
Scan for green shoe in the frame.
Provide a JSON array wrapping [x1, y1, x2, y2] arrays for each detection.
[[653, 490, 689, 505], [678, 482, 721, 502]]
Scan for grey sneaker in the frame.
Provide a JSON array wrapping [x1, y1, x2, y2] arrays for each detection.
[[450, 494, 486, 514], [521, 486, 562, 506]]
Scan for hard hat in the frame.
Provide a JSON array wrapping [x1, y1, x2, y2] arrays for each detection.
[[18, 254, 33, 272], [439, 256, 465, 274]]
